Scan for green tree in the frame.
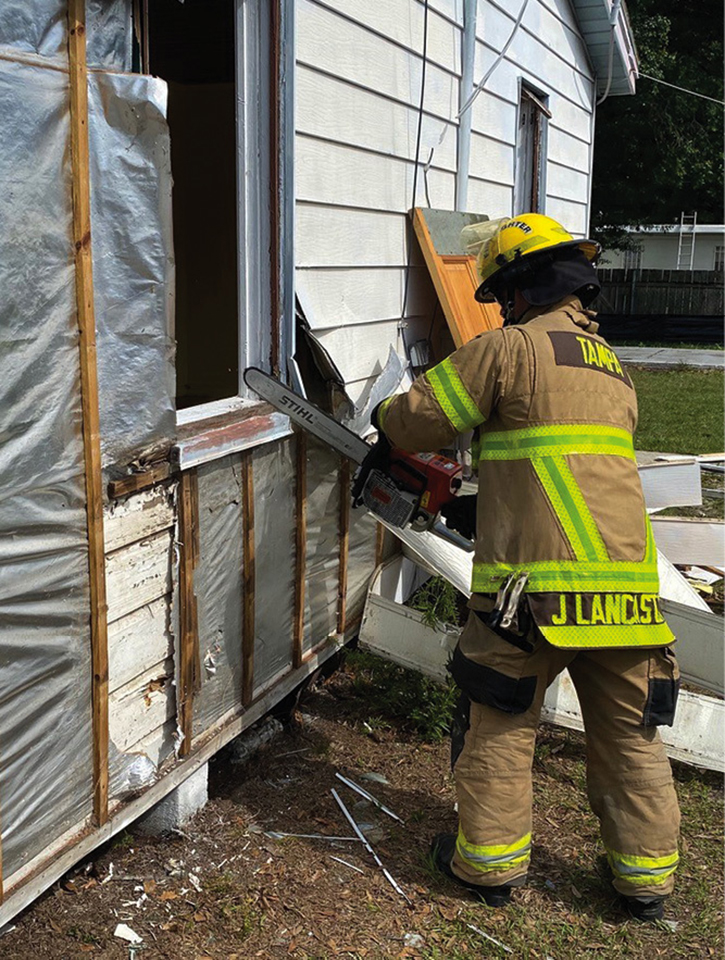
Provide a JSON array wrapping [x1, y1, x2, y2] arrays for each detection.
[[591, 0, 723, 245]]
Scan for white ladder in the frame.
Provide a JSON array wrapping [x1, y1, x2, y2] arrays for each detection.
[[676, 210, 697, 270]]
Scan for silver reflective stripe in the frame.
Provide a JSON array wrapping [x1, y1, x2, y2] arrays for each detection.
[[612, 860, 675, 879], [458, 843, 531, 866]]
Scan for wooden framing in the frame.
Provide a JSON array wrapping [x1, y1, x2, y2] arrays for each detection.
[[337, 458, 351, 635], [242, 451, 256, 705], [293, 431, 307, 668], [107, 462, 172, 501], [177, 470, 200, 757], [67, 0, 110, 827]]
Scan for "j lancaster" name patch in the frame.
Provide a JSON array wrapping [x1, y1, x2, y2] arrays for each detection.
[[528, 592, 665, 627], [548, 332, 631, 386]]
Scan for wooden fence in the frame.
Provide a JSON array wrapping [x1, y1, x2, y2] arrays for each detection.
[[594, 269, 724, 316]]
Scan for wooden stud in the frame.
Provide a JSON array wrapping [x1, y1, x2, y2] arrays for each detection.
[[374, 522, 386, 569], [337, 458, 351, 636], [67, 0, 110, 828], [178, 470, 200, 757], [107, 462, 172, 500], [241, 452, 256, 706], [293, 431, 307, 669]]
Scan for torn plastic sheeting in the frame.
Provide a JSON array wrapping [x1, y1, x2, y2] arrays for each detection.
[[253, 442, 296, 691], [344, 346, 407, 437], [304, 439, 342, 652], [346, 505, 378, 628], [88, 71, 176, 470], [193, 457, 244, 732], [0, 56, 93, 876], [0, 0, 132, 69]]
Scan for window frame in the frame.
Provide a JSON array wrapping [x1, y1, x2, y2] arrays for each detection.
[[514, 79, 551, 215], [714, 244, 724, 272], [174, 0, 296, 459]]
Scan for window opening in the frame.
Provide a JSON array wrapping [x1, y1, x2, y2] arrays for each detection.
[[148, 0, 239, 409], [515, 84, 551, 214]]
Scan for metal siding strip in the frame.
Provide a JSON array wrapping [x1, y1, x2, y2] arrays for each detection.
[[67, 0, 109, 829]]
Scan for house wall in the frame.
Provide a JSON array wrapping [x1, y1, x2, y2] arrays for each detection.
[[604, 231, 725, 271], [295, 0, 596, 408]]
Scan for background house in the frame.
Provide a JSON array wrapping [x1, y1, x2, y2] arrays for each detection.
[[604, 223, 725, 271]]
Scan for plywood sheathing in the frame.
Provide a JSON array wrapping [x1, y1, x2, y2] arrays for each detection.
[[67, 0, 110, 828], [178, 470, 200, 757], [412, 207, 502, 347]]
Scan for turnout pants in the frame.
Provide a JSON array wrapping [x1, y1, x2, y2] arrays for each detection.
[[449, 605, 681, 898]]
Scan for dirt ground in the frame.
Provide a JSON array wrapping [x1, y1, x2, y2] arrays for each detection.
[[3, 663, 723, 960]]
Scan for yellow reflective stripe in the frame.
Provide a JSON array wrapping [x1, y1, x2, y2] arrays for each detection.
[[533, 456, 609, 563], [607, 847, 679, 885], [540, 621, 674, 649], [478, 424, 636, 462], [456, 827, 531, 872], [376, 396, 395, 431], [471, 561, 661, 595], [425, 359, 484, 433]]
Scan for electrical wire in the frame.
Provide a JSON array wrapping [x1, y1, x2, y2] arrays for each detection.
[[637, 72, 725, 106], [400, 0, 430, 353]]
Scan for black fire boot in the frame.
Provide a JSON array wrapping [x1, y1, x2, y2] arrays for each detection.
[[621, 895, 666, 922], [430, 833, 514, 907]]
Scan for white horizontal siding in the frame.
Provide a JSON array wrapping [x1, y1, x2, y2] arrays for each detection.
[[298, 0, 459, 122], [298, 266, 434, 328], [295, 0, 597, 396], [297, 66, 459, 172], [295, 135, 456, 213]]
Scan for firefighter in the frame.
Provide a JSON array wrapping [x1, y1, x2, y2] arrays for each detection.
[[372, 214, 680, 922]]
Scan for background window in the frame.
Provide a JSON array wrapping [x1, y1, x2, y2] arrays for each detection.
[[515, 84, 551, 214], [623, 244, 643, 270], [714, 245, 724, 271]]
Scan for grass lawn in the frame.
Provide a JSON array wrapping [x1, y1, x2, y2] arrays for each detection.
[[628, 366, 724, 454]]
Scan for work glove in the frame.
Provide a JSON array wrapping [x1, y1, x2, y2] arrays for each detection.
[[440, 494, 477, 541], [351, 433, 392, 508]]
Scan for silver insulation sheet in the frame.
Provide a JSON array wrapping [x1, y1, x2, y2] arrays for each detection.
[[303, 439, 341, 652], [0, 0, 133, 70], [253, 442, 296, 693], [194, 458, 244, 732], [88, 71, 176, 469], [0, 56, 93, 876], [346, 503, 378, 628]]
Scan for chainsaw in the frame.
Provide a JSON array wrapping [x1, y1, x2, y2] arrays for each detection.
[[243, 368, 473, 552]]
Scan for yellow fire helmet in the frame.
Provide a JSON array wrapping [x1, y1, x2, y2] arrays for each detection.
[[474, 213, 601, 303]]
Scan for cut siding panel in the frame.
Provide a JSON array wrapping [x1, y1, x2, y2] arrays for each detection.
[[465, 177, 514, 217], [314, 317, 430, 384], [297, 0, 459, 121], [469, 132, 515, 186], [108, 598, 172, 693], [544, 195, 589, 235], [299, 266, 436, 328], [296, 136, 456, 212], [296, 66, 458, 172], [295, 206, 415, 268], [106, 530, 174, 624], [314, 0, 462, 74], [547, 125, 590, 171], [547, 160, 589, 205]]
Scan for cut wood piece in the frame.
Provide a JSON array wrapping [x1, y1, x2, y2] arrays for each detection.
[[637, 459, 702, 513], [337, 458, 351, 634], [293, 432, 307, 669], [242, 452, 256, 706], [107, 463, 172, 500], [108, 598, 172, 694], [178, 470, 200, 757], [412, 207, 503, 348], [68, 0, 109, 828], [104, 487, 175, 554], [650, 517, 725, 568], [109, 658, 176, 755], [105, 531, 174, 624]]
